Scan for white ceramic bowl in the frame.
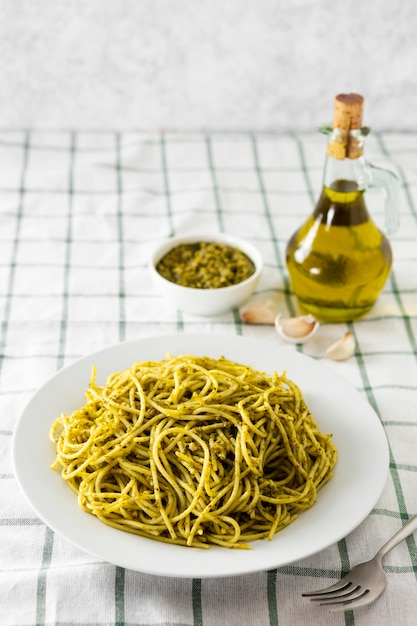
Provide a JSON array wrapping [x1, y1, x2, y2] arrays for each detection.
[[149, 233, 263, 316]]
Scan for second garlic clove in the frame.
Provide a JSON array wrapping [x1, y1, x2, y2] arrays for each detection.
[[275, 314, 320, 344], [241, 304, 276, 325], [325, 332, 356, 361]]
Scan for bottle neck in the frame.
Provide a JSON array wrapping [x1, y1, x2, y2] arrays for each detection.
[[323, 128, 371, 191], [323, 154, 370, 192], [316, 134, 371, 224]]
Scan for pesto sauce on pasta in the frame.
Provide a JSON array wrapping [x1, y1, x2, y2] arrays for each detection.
[[50, 354, 337, 549]]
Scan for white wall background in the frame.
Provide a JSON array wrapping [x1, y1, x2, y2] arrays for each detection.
[[1, 0, 416, 131]]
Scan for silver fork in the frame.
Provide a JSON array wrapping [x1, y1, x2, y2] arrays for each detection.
[[302, 514, 417, 612]]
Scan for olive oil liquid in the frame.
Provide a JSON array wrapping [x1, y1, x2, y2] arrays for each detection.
[[286, 180, 392, 322]]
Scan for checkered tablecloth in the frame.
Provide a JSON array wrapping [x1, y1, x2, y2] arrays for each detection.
[[1, 130, 417, 626]]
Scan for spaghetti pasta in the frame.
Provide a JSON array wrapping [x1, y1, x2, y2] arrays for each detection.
[[49, 354, 337, 549]]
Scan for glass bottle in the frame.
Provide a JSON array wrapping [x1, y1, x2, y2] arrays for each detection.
[[286, 93, 399, 322]]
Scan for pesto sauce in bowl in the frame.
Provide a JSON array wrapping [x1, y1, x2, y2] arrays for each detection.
[[156, 242, 256, 289]]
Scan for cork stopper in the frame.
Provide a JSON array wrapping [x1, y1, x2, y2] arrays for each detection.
[[333, 93, 364, 130], [327, 93, 365, 159]]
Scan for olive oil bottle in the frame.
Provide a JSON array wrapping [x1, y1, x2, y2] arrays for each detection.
[[286, 94, 399, 322]]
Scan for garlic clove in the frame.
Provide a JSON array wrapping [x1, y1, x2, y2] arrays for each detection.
[[274, 314, 320, 344], [241, 304, 276, 325], [325, 332, 356, 361]]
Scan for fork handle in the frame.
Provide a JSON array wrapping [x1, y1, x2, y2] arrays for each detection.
[[376, 514, 417, 561]]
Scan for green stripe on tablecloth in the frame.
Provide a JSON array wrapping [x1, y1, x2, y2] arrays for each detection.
[[57, 132, 76, 371], [115, 566, 125, 626], [267, 569, 278, 626], [390, 267, 417, 357], [0, 517, 45, 525], [251, 134, 295, 317], [376, 133, 417, 220], [385, 421, 417, 427], [160, 132, 185, 332], [292, 133, 316, 205], [36, 527, 55, 626], [337, 537, 351, 576], [205, 134, 224, 231], [347, 323, 377, 413], [116, 132, 126, 343], [382, 134, 417, 361], [348, 319, 409, 516], [0, 132, 30, 387], [192, 578, 203, 626], [160, 131, 174, 237], [233, 307, 244, 335], [382, 140, 417, 353], [39, 622, 194, 626], [336, 538, 356, 626]]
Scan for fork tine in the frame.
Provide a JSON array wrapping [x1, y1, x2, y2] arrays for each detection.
[[328, 584, 387, 612], [302, 578, 353, 598], [327, 590, 380, 613], [316, 586, 368, 605], [305, 583, 361, 601]]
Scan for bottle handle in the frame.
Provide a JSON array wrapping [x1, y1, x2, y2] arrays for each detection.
[[367, 162, 400, 235]]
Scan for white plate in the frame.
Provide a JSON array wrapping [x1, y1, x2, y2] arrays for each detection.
[[13, 333, 389, 578]]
